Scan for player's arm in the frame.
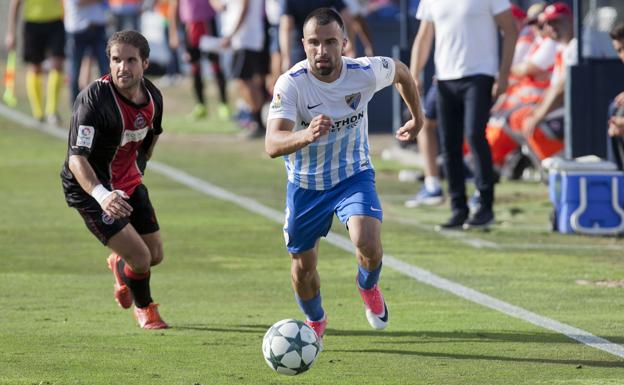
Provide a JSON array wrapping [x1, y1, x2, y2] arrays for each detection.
[[168, 0, 180, 50], [339, 8, 357, 58], [68, 155, 133, 219], [265, 116, 333, 158], [409, 19, 434, 88], [279, 14, 295, 72], [5, 0, 22, 50], [511, 60, 543, 78], [494, 9, 519, 98], [394, 59, 424, 142]]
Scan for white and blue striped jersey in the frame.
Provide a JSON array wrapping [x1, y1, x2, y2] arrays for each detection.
[[268, 56, 396, 190]]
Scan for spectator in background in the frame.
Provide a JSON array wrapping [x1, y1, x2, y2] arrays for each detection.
[[109, 0, 143, 32], [213, 0, 268, 138], [404, 80, 444, 207], [169, 0, 229, 120], [411, 0, 517, 230], [154, 0, 183, 86], [6, 0, 65, 124], [485, 2, 559, 178], [280, 0, 357, 73], [343, 0, 375, 57], [265, 0, 283, 96], [63, 0, 110, 104], [606, 24, 624, 169], [512, 3, 576, 162]]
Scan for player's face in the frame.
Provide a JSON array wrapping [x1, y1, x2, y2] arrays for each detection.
[[109, 43, 149, 91], [302, 20, 346, 79], [612, 39, 624, 63]]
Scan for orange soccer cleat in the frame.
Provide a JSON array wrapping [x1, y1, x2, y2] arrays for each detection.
[[133, 303, 169, 329], [106, 254, 133, 309]]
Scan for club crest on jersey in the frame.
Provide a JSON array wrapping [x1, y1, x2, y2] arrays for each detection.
[[101, 212, 114, 225], [345, 93, 361, 110], [134, 113, 147, 129]]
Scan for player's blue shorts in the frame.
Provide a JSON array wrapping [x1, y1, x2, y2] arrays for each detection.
[[423, 83, 438, 120], [284, 169, 383, 253]]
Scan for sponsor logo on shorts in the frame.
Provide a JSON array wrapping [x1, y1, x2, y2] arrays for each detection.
[[101, 212, 114, 225]]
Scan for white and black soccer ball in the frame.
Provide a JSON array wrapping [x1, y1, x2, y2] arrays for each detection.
[[262, 319, 321, 375]]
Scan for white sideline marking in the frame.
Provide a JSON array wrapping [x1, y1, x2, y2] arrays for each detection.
[[2, 103, 623, 360]]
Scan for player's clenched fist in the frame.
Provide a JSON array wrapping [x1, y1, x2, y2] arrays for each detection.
[[306, 114, 333, 143]]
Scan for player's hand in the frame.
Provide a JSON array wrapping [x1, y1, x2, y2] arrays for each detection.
[[169, 31, 179, 50], [608, 116, 624, 137], [522, 114, 538, 137], [306, 114, 333, 143], [220, 36, 232, 49], [5, 33, 15, 51], [395, 116, 423, 142], [615, 92, 624, 108], [101, 190, 133, 219], [492, 77, 508, 100]]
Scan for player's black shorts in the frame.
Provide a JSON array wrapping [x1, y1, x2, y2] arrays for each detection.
[[231, 49, 268, 80], [75, 184, 160, 245], [23, 20, 65, 64]]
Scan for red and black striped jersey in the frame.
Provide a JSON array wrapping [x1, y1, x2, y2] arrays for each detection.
[[61, 74, 163, 207]]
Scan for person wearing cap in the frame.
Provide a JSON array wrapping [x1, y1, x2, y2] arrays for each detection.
[[508, 2, 576, 161], [606, 24, 624, 169], [485, 1, 560, 177], [410, 0, 518, 230]]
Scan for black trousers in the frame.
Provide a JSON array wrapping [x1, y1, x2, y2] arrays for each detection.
[[437, 75, 495, 212]]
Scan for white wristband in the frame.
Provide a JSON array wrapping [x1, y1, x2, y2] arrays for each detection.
[[91, 184, 113, 206]]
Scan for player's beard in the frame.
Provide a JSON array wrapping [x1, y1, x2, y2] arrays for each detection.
[[114, 73, 140, 91], [314, 58, 335, 77]]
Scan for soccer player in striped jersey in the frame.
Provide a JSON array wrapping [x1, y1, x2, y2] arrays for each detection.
[[61, 31, 167, 329], [266, 7, 423, 341]]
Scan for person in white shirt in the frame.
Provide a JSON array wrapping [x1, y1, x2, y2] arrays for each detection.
[[266, 8, 422, 342], [410, 0, 518, 230], [212, 0, 268, 138]]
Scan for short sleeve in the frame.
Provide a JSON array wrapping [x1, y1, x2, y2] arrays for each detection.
[[68, 90, 103, 157], [267, 74, 298, 123], [491, 0, 511, 16], [151, 87, 164, 136], [366, 56, 396, 92], [415, 0, 431, 21]]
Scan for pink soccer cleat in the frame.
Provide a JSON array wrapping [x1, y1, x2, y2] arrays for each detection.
[[357, 282, 389, 330]]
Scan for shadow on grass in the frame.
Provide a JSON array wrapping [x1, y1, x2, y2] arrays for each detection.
[[175, 324, 624, 367], [328, 348, 624, 368]]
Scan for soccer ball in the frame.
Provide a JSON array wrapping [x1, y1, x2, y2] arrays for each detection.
[[262, 319, 321, 375]]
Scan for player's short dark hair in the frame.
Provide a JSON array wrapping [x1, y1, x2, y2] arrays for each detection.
[[610, 24, 624, 41], [106, 30, 150, 60], [303, 7, 345, 34]]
